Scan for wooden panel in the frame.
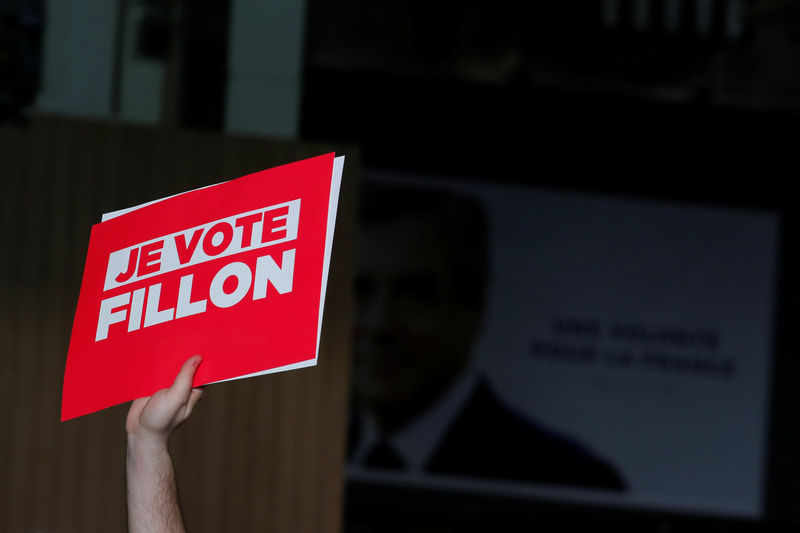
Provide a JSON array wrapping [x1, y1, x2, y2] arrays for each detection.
[[0, 115, 358, 533]]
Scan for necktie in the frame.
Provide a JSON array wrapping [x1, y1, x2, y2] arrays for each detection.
[[364, 439, 405, 470]]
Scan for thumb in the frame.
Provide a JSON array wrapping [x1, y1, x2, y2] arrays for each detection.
[[168, 355, 202, 403]]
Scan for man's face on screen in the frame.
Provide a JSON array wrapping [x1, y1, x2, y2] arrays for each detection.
[[354, 212, 475, 414]]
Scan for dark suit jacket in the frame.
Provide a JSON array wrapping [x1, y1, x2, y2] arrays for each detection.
[[349, 379, 626, 491]]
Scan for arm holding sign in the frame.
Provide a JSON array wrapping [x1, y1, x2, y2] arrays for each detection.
[[126, 356, 203, 533]]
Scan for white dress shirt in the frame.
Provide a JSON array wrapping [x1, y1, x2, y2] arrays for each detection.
[[350, 367, 478, 474]]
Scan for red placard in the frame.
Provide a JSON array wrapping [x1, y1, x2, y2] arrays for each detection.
[[62, 152, 343, 420]]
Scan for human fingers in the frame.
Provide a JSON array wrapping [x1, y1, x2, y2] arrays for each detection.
[[167, 355, 202, 404], [182, 388, 204, 420]]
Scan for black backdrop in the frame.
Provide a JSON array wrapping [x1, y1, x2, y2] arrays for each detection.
[[301, 63, 800, 531]]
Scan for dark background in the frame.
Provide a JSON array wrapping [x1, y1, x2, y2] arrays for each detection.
[[2, 0, 799, 531], [303, 4, 798, 529]]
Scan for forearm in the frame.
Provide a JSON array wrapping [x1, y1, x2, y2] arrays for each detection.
[[127, 434, 187, 533]]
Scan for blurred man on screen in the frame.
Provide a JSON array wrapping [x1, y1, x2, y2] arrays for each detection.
[[348, 181, 625, 490]]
